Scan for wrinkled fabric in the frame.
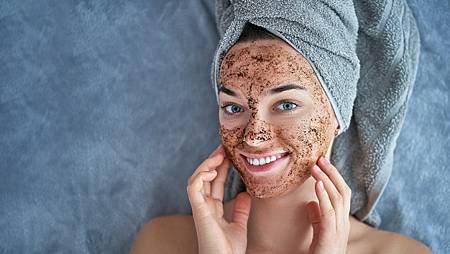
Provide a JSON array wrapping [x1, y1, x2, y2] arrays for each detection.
[[214, 0, 420, 227], [212, 0, 360, 135], [3, 0, 448, 253]]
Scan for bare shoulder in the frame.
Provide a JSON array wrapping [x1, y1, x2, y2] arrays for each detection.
[[129, 214, 198, 254], [368, 228, 432, 254], [350, 219, 432, 254]]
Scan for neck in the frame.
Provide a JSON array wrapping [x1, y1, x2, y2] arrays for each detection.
[[246, 140, 335, 253], [246, 176, 317, 253]]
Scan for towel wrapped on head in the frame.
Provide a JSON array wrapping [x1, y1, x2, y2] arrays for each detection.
[[212, 0, 360, 135], [211, 0, 420, 227]]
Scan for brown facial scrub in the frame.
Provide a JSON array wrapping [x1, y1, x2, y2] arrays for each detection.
[[218, 39, 338, 198]]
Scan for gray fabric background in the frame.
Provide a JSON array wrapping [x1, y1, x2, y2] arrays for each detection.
[[0, 0, 448, 253]]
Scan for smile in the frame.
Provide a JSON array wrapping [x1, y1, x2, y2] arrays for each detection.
[[244, 152, 288, 166], [239, 151, 291, 174]]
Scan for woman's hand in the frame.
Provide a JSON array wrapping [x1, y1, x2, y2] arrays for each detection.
[[306, 156, 352, 254], [186, 145, 252, 254]]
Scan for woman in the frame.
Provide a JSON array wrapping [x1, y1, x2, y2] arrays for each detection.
[[130, 24, 431, 253]]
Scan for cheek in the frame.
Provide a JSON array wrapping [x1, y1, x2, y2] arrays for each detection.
[[275, 120, 315, 172], [298, 111, 334, 159], [278, 109, 334, 167], [218, 109, 250, 155], [218, 108, 250, 129], [219, 125, 244, 158]]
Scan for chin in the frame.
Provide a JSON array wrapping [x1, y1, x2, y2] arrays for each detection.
[[233, 155, 311, 199], [248, 185, 290, 199]]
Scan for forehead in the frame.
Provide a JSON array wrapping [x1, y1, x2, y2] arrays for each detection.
[[220, 39, 303, 70], [218, 39, 319, 93]]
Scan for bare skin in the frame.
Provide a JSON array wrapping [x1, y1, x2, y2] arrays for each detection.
[[129, 39, 432, 254], [130, 148, 431, 254]]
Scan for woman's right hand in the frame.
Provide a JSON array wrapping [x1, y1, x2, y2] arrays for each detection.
[[187, 145, 252, 254]]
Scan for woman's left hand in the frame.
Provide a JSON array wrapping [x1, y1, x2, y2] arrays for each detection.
[[306, 156, 352, 254]]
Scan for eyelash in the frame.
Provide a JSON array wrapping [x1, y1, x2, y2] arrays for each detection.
[[221, 103, 243, 116], [220, 101, 300, 115], [273, 101, 299, 113]]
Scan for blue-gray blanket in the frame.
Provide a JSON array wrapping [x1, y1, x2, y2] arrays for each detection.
[[0, 0, 448, 253]]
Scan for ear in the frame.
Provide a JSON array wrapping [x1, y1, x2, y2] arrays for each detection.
[[334, 126, 340, 137], [332, 114, 340, 136]]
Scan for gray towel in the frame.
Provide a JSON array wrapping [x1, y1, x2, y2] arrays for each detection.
[[211, 0, 420, 227], [212, 0, 360, 135]]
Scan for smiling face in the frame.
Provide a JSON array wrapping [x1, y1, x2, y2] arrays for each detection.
[[218, 38, 338, 198]]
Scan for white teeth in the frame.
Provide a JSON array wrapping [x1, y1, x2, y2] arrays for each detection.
[[247, 153, 286, 166], [259, 158, 265, 165]]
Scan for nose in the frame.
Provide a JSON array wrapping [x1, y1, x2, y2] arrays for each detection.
[[243, 116, 273, 146]]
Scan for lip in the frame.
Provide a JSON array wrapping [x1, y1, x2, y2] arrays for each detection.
[[239, 151, 291, 174], [239, 150, 289, 159]]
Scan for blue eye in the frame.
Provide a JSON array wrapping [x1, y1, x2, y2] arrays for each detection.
[[222, 104, 243, 114], [276, 101, 298, 111]]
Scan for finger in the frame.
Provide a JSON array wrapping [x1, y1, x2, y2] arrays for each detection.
[[311, 164, 343, 226], [317, 157, 351, 199], [208, 144, 223, 158], [231, 192, 252, 228], [187, 170, 218, 209], [306, 201, 321, 243], [197, 144, 223, 196], [317, 156, 352, 215], [193, 153, 222, 197], [204, 146, 225, 195], [190, 150, 224, 183], [211, 156, 230, 202], [203, 184, 210, 197], [314, 180, 336, 233], [202, 160, 219, 196]]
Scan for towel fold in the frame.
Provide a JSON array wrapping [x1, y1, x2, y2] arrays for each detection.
[[212, 0, 360, 135], [212, 0, 420, 227], [332, 0, 421, 226]]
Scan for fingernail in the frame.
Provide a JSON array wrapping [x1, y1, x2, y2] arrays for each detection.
[[322, 156, 330, 165]]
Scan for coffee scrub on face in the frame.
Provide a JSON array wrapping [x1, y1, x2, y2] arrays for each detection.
[[218, 38, 337, 199]]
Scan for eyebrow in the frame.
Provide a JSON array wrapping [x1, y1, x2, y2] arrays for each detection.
[[218, 83, 306, 97], [218, 86, 237, 97], [269, 84, 306, 94]]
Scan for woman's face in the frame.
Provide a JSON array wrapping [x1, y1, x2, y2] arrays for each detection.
[[218, 38, 338, 198]]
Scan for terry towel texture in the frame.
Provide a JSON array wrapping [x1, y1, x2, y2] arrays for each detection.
[[212, 0, 420, 227], [212, 0, 360, 135]]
